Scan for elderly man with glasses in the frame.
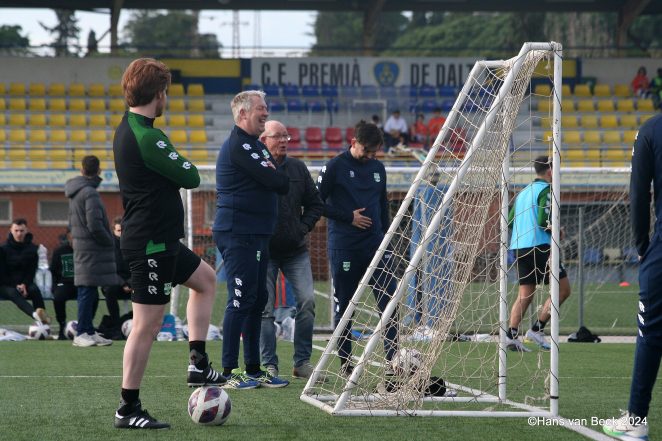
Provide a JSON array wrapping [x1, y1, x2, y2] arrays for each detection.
[[258, 120, 324, 380]]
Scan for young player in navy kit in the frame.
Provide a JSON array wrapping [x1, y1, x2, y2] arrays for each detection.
[[317, 120, 398, 375]]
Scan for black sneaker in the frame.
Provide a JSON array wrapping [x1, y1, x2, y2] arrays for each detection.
[[187, 362, 226, 387], [114, 404, 170, 429], [340, 362, 354, 378]]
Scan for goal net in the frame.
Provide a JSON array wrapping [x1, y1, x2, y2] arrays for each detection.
[[301, 42, 564, 417]]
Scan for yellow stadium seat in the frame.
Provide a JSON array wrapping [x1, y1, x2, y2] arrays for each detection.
[[169, 130, 188, 144], [188, 148, 210, 162], [562, 99, 576, 112], [109, 114, 123, 127], [600, 115, 618, 129], [540, 116, 552, 129], [108, 84, 123, 97], [561, 84, 572, 96], [47, 83, 66, 96], [9, 114, 27, 126], [0, 114, 5, 126], [89, 99, 106, 112], [69, 114, 87, 127], [7, 147, 25, 159], [89, 130, 108, 144], [89, 114, 106, 127], [602, 149, 629, 165], [576, 100, 594, 112], [542, 131, 553, 142], [49, 99, 66, 111], [31, 160, 49, 169], [638, 99, 654, 112], [49, 148, 68, 160], [561, 115, 577, 128], [580, 115, 599, 129], [29, 98, 47, 111], [188, 100, 206, 112], [70, 130, 88, 143], [69, 99, 86, 112], [28, 82, 46, 96], [596, 100, 615, 112], [614, 84, 630, 97], [593, 84, 611, 97], [169, 84, 185, 97], [29, 130, 47, 144], [616, 99, 635, 113], [0, 98, 5, 111], [73, 149, 90, 162], [9, 129, 26, 143], [9, 82, 26, 96], [29, 148, 48, 161], [9, 98, 26, 111], [624, 130, 638, 145], [565, 148, 600, 166], [49, 130, 67, 144], [563, 130, 582, 145], [190, 130, 208, 144], [574, 84, 592, 97], [603, 131, 622, 145], [89, 148, 109, 160], [152, 116, 166, 129], [169, 99, 186, 112], [50, 160, 70, 169], [169, 115, 186, 127], [0, 129, 5, 142], [533, 84, 551, 96], [583, 131, 602, 145], [88, 83, 105, 97], [537, 100, 550, 112], [109, 99, 126, 112], [621, 115, 638, 129], [187, 84, 204, 96], [188, 115, 205, 128], [0, 83, 5, 95], [29, 114, 47, 127], [68, 83, 85, 97], [49, 114, 67, 127]]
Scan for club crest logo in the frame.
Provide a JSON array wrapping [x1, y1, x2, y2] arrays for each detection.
[[374, 61, 399, 87], [342, 261, 351, 271], [350, 170, 355, 178], [164, 283, 172, 296], [256, 250, 261, 261], [374, 173, 381, 182]]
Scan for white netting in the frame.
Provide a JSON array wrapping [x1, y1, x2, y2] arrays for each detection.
[[301, 43, 562, 417]]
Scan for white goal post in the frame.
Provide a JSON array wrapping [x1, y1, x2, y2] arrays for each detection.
[[301, 42, 564, 417]]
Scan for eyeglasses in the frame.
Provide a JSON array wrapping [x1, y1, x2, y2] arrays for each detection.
[[265, 134, 291, 141]]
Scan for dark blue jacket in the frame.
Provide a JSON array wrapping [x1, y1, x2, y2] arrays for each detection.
[[318, 149, 389, 250], [631, 114, 662, 256], [213, 125, 290, 235]]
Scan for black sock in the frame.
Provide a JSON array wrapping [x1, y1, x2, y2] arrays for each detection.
[[189, 342, 208, 369], [118, 389, 140, 416], [245, 364, 261, 375], [531, 319, 547, 332]]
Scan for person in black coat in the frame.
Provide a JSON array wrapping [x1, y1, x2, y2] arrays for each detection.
[[101, 216, 132, 339], [0, 218, 50, 324]]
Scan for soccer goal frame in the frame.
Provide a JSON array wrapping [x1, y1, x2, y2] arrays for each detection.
[[301, 42, 564, 417]]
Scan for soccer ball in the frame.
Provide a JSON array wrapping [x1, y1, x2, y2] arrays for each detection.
[[121, 319, 133, 338], [64, 321, 78, 340], [391, 348, 423, 376], [28, 323, 51, 340], [188, 386, 231, 426]]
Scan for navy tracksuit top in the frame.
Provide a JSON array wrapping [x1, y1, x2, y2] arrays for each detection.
[[317, 149, 389, 251]]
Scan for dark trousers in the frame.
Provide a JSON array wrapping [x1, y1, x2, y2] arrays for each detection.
[[628, 236, 662, 417], [214, 232, 270, 370], [329, 247, 399, 365], [77, 286, 99, 335], [0, 284, 45, 319], [53, 283, 99, 327], [102, 285, 132, 325]]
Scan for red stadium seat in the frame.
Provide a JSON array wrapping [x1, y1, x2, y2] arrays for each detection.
[[345, 127, 355, 145], [287, 127, 302, 149], [305, 127, 323, 149], [325, 127, 344, 149]]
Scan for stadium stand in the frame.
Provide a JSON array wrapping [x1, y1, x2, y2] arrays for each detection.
[[305, 127, 323, 149]]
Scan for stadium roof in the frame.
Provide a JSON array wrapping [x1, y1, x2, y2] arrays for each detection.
[[1, 0, 661, 14]]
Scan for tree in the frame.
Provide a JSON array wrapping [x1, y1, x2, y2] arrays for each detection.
[[40, 9, 80, 57], [122, 10, 221, 58], [310, 11, 407, 55], [0, 25, 31, 55]]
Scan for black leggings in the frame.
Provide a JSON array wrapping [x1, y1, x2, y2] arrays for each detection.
[[0, 284, 45, 319]]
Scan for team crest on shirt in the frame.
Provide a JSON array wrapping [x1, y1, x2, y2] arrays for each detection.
[[343, 261, 351, 271], [262, 149, 269, 158], [349, 170, 355, 178], [242, 143, 252, 150], [251, 153, 259, 159], [164, 283, 172, 296], [256, 251, 261, 261], [374, 173, 381, 182]]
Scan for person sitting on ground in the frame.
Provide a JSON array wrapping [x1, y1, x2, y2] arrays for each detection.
[[0, 218, 51, 325]]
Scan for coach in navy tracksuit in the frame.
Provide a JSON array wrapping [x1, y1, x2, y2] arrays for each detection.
[[318, 120, 398, 375], [604, 114, 662, 438], [214, 91, 289, 388]]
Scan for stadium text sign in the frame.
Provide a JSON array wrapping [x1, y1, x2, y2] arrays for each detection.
[[252, 57, 478, 88]]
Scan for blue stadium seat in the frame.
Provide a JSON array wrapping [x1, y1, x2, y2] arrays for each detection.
[[287, 98, 306, 112], [419, 99, 439, 113], [308, 100, 326, 112], [361, 85, 379, 98], [302, 85, 320, 97], [262, 84, 280, 97], [244, 83, 260, 91], [380, 86, 397, 98], [268, 99, 285, 112], [326, 98, 339, 113], [398, 85, 417, 98], [321, 85, 338, 98], [418, 85, 436, 98], [282, 84, 300, 97], [441, 99, 455, 112], [438, 86, 457, 97], [340, 86, 359, 98]]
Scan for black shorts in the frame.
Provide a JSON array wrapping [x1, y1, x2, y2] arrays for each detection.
[[515, 244, 567, 286], [122, 242, 201, 305]]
